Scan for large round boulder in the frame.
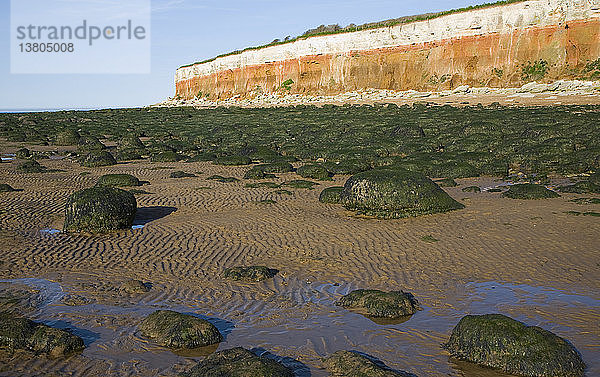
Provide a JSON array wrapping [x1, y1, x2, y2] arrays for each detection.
[[16, 160, 46, 173], [324, 350, 418, 377], [55, 129, 81, 146], [180, 347, 294, 377], [223, 266, 278, 282], [336, 289, 420, 318], [0, 311, 84, 357], [445, 314, 585, 377], [118, 134, 145, 151], [96, 174, 141, 187], [340, 168, 464, 218], [63, 187, 137, 233], [80, 151, 117, 168], [139, 310, 222, 349]]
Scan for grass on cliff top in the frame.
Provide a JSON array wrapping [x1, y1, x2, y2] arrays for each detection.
[[179, 0, 529, 69]]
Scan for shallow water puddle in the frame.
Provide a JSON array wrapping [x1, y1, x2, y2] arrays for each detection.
[[40, 228, 61, 235]]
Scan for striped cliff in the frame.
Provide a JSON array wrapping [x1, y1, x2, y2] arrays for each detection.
[[175, 0, 600, 100]]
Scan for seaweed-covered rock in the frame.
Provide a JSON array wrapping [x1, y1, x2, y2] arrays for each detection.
[[115, 149, 144, 161], [324, 350, 418, 377], [150, 151, 185, 162], [96, 174, 141, 187], [224, 266, 278, 282], [340, 168, 464, 218], [297, 164, 332, 180], [186, 152, 217, 162], [503, 184, 560, 199], [15, 148, 31, 159], [207, 175, 239, 183], [121, 280, 150, 294], [77, 135, 105, 152], [244, 167, 277, 180], [138, 310, 222, 349], [324, 159, 372, 175], [180, 347, 294, 377], [170, 171, 196, 178], [462, 186, 481, 193], [55, 129, 81, 146], [446, 314, 585, 377], [118, 134, 145, 151], [0, 184, 16, 193], [336, 289, 420, 318], [63, 187, 137, 233], [16, 160, 46, 173], [559, 180, 600, 194], [80, 151, 117, 168], [213, 155, 252, 166], [436, 178, 458, 187], [0, 311, 84, 357], [319, 187, 344, 204]]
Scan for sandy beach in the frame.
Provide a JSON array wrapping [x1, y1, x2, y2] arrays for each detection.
[[1, 150, 598, 377]]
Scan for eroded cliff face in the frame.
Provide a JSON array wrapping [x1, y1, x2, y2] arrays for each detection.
[[175, 0, 600, 100]]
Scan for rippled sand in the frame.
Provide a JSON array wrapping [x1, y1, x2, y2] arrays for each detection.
[[0, 154, 599, 377]]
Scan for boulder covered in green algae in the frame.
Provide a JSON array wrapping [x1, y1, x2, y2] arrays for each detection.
[[445, 314, 585, 377], [243, 167, 277, 180], [150, 151, 185, 162], [436, 178, 458, 187], [120, 280, 150, 294], [559, 180, 600, 194], [0, 184, 16, 193], [80, 151, 117, 168], [340, 168, 464, 218], [77, 135, 105, 152], [115, 149, 144, 161], [223, 266, 278, 282], [213, 155, 252, 166], [336, 289, 420, 318], [0, 311, 84, 357], [297, 164, 332, 180], [186, 152, 217, 162], [324, 350, 418, 377], [15, 148, 31, 159], [462, 186, 481, 193], [319, 187, 344, 204], [170, 171, 196, 178], [503, 184, 560, 199], [323, 159, 372, 175], [54, 129, 81, 146], [16, 160, 46, 173], [118, 134, 145, 151], [96, 174, 141, 187], [180, 347, 294, 377], [138, 310, 222, 349], [63, 187, 137, 233]]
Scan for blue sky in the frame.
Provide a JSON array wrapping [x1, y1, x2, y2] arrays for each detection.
[[0, 0, 492, 110]]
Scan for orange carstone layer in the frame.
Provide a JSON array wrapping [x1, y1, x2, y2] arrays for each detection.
[[176, 19, 600, 100]]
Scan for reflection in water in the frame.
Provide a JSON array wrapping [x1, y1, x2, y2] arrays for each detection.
[[40, 228, 61, 235]]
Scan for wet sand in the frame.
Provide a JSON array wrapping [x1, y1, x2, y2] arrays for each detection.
[[0, 151, 599, 377]]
